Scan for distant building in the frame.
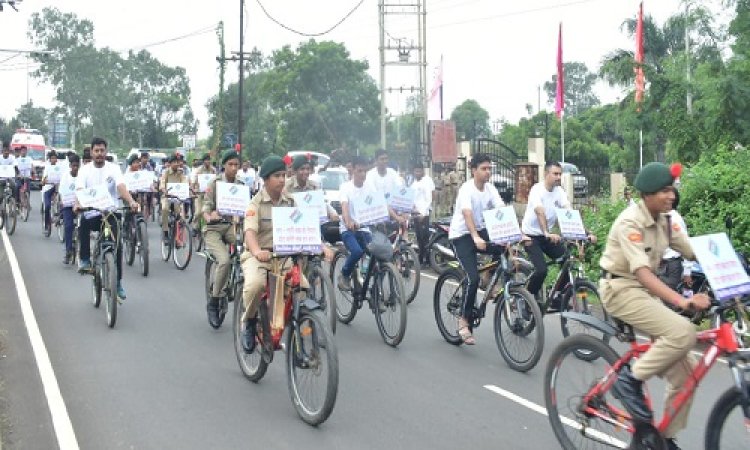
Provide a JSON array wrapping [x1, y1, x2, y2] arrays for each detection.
[[47, 114, 69, 147]]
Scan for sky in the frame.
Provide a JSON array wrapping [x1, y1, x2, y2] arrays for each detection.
[[0, 0, 729, 142]]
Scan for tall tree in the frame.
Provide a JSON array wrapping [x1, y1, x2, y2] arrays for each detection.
[[450, 99, 490, 140], [543, 62, 600, 116]]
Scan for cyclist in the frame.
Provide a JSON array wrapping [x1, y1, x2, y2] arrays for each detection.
[[365, 149, 408, 236], [447, 153, 505, 345], [203, 150, 245, 328], [158, 154, 188, 243], [15, 146, 32, 203], [238, 160, 257, 193], [600, 162, 710, 450], [411, 164, 436, 265], [60, 154, 81, 264], [520, 161, 596, 312], [125, 154, 141, 173], [284, 154, 339, 221], [191, 153, 216, 234], [82, 146, 92, 166], [74, 137, 140, 299], [42, 150, 64, 234], [138, 151, 155, 218], [0, 143, 19, 201]]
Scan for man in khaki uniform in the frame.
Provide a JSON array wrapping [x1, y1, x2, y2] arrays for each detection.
[[159, 154, 189, 242], [433, 164, 443, 216], [447, 167, 459, 214], [600, 162, 710, 448], [191, 153, 216, 232], [284, 154, 339, 222], [203, 150, 245, 328]]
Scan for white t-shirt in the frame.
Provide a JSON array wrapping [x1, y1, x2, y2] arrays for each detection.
[[59, 172, 78, 207], [412, 176, 435, 216], [521, 183, 571, 236], [339, 180, 376, 233], [239, 168, 256, 188], [16, 156, 33, 177], [448, 181, 504, 239], [365, 167, 402, 199], [0, 155, 16, 179], [75, 162, 125, 214], [43, 162, 63, 185]]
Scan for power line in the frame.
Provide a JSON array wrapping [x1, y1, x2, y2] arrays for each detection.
[[126, 24, 217, 52], [254, 0, 365, 37]]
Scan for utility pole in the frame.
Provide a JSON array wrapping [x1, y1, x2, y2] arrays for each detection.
[[685, 1, 692, 115], [378, 0, 428, 164], [238, 0, 245, 152]]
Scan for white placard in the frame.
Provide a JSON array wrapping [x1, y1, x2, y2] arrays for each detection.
[[483, 206, 523, 245], [349, 191, 389, 225], [555, 208, 587, 240], [46, 165, 63, 184], [59, 180, 77, 207], [124, 171, 154, 192], [389, 186, 415, 213], [0, 165, 15, 178], [690, 233, 750, 302], [271, 206, 323, 255], [216, 181, 250, 217], [292, 191, 328, 223], [197, 174, 214, 193], [75, 183, 115, 211], [166, 182, 190, 201]]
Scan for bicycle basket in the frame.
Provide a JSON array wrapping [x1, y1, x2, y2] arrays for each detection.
[[367, 230, 393, 261]]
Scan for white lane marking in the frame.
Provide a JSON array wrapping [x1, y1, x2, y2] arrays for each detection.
[[483, 384, 627, 448], [1, 230, 80, 449]]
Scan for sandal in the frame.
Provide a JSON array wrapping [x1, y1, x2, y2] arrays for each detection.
[[458, 323, 476, 345]]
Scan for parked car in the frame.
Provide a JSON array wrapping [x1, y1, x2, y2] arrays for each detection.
[[317, 167, 349, 214], [561, 162, 589, 198]]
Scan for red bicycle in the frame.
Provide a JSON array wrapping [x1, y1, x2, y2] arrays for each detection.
[[544, 297, 750, 449]]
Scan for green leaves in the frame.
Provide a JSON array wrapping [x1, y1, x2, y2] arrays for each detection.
[[449, 99, 490, 141]]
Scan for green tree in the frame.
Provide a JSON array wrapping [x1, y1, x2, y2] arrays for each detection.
[[450, 99, 490, 140], [15, 101, 49, 136], [543, 62, 600, 116]]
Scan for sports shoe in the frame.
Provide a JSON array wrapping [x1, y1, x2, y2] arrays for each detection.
[[117, 282, 127, 300], [78, 259, 92, 273], [337, 273, 352, 291], [611, 365, 653, 423]]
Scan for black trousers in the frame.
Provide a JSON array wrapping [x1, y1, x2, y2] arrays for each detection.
[[525, 235, 566, 297], [79, 213, 123, 281], [414, 215, 430, 263], [451, 229, 504, 320]]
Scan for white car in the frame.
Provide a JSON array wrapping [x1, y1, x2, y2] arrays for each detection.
[[316, 167, 349, 213]]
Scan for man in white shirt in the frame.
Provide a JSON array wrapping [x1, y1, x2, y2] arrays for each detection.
[[15, 146, 33, 201], [521, 161, 595, 311], [448, 153, 505, 345], [42, 150, 63, 234], [75, 137, 140, 300], [659, 189, 692, 292], [0, 143, 19, 200], [238, 160, 257, 194], [60, 154, 81, 264], [411, 165, 435, 264], [366, 148, 403, 200]]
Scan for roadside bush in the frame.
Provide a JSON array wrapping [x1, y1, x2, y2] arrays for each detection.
[[581, 197, 629, 277]]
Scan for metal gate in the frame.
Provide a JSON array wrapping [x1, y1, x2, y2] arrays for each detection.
[[471, 138, 521, 203]]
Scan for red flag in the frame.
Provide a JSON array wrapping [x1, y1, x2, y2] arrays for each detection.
[[634, 2, 645, 108], [555, 23, 564, 118]]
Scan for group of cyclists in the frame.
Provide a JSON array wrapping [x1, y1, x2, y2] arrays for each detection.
[[2, 136, 744, 446]]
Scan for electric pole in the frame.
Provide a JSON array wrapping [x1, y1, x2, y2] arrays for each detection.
[[685, 1, 693, 115]]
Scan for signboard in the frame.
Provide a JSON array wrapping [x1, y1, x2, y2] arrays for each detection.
[[166, 182, 190, 201], [197, 174, 214, 193], [555, 208, 587, 240], [75, 183, 115, 211], [429, 120, 458, 163], [181, 134, 197, 149], [271, 207, 323, 255], [292, 191, 328, 223], [350, 191, 389, 226], [59, 180, 77, 207], [690, 233, 750, 302], [389, 186, 415, 213], [124, 171, 153, 192], [0, 165, 15, 179], [483, 206, 523, 244], [216, 181, 250, 217]]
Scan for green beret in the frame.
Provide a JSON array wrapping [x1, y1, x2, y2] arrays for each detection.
[[259, 155, 286, 179], [634, 162, 674, 194], [201, 152, 211, 161], [292, 154, 312, 171], [221, 149, 240, 165], [127, 154, 140, 166]]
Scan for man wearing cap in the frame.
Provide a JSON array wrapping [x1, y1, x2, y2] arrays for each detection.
[[600, 162, 710, 449], [203, 150, 245, 328], [159, 155, 189, 242], [284, 154, 339, 222], [191, 153, 216, 233]]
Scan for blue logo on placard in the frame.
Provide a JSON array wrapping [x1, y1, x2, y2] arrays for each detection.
[[495, 210, 504, 220], [708, 239, 720, 257], [289, 209, 303, 223], [229, 185, 238, 195], [365, 195, 373, 205]]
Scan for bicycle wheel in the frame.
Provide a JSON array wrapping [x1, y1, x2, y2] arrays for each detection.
[[0, 199, 5, 230], [560, 280, 611, 361], [91, 264, 102, 308], [286, 308, 338, 426], [136, 220, 149, 277], [161, 229, 172, 262], [233, 288, 268, 382], [56, 214, 64, 242], [433, 269, 465, 345], [308, 265, 337, 334], [204, 258, 215, 303], [396, 246, 421, 304], [332, 250, 357, 324], [705, 386, 750, 449], [172, 219, 192, 270], [102, 251, 118, 328], [545, 334, 633, 450], [493, 287, 544, 372], [124, 222, 136, 266], [193, 227, 204, 253], [20, 191, 30, 222], [5, 198, 17, 236], [373, 262, 407, 347]]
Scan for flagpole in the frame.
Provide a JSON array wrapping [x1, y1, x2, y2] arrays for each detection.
[[639, 128, 643, 169], [561, 112, 565, 163], [439, 85, 443, 120]]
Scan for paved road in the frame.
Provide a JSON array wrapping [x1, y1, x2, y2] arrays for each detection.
[[0, 192, 743, 449]]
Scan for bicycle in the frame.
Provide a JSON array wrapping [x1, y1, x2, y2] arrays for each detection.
[[78, 207, 126, 328], [305, 253, 337, 334], [234, 254, 339, 426], [160, 194, 192, 270], [54, 194, 65, 243], [42, 188, 60, 238], [122, 207, 150, 277], [544, 295, 750, 449], [17, 177, 30, 222], [192, 215, 205, 253], [433, 243, 544, 372], [0, 180, 18, 235], [385, 221, 421, 305], [203, 222, 243, 329]]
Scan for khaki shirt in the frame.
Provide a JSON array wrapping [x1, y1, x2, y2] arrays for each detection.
[[159, 168, 188, 192], [600, 201, 694, 280], [202, 173, 245, 221], [448, 171, 459, 187], [284, 176, 320, 194], [244, 188, 296, 250], [193, 165, 217, 192]]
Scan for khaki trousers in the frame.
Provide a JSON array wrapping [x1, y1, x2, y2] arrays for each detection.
[[192, 195, 204, 229], [240, 253, 308, 322], [204, 225, 235, 298], [600, 279, 697, 438], [161, 199, 182, 232]]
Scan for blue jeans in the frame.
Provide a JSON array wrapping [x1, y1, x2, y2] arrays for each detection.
[[62, 207, 75, 253], [43, 186, 57, 228], [341, 230, 372, 278]]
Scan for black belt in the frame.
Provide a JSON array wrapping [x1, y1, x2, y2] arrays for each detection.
[[601, 270, 623, 280]]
